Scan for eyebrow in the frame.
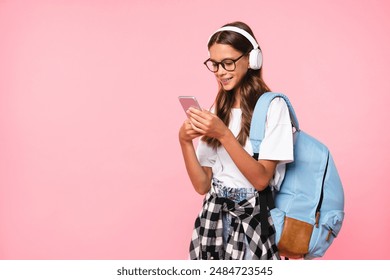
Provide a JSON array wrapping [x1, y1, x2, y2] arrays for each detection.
[[208, 57, 236, 62]]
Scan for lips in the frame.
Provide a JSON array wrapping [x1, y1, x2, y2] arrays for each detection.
[[221, 77, 233, 84]]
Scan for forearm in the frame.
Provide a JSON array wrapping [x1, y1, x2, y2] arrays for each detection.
[[219, 131, 275, 191], [179, 140, 211, 195]]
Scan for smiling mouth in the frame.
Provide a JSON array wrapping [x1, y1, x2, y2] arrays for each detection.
[[221, 77, 233, 83]]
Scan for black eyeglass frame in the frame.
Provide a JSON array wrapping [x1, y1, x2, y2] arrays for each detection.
[[203, 53, 247, 73]]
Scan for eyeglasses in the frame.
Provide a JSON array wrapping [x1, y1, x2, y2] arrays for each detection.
[[203, 53, 246, 73]]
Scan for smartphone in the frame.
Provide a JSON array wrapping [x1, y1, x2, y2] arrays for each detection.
[[178, 96, 201, 113]]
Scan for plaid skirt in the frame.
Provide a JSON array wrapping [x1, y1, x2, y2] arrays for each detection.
[[189, 178, 280, 260]]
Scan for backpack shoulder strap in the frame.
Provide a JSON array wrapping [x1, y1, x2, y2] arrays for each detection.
[[249, 92, 300, 155]]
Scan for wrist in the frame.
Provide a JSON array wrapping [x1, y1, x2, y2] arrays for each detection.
[[179, 137, 193, 146], [218, 128, 233, 144]]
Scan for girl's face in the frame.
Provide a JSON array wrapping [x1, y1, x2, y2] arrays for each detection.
[[208, 43, 249, 92]]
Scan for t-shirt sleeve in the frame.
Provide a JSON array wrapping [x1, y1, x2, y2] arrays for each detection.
[[258, 97, 294, 190], [258, 97, 294, 163], [196, 139, 217, 167]]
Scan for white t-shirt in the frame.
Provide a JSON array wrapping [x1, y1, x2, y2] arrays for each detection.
[[196, 97, 294, 190]]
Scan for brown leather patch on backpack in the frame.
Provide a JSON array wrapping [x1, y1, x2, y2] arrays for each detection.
[[277, 217, 314, 259]]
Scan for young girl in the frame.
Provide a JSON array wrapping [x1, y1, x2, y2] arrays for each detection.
[[179, 21, 294, 260]]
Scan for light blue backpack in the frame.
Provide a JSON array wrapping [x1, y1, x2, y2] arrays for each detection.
[[249, 92, 345, 259]]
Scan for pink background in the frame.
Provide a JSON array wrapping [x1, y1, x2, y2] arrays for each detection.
[[1, 0, 389, 260]]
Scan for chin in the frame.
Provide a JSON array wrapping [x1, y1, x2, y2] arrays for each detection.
[[222, 84, 236, 91]]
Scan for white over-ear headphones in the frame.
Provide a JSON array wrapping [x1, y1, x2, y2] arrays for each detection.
[[208, 26, 263, 70]]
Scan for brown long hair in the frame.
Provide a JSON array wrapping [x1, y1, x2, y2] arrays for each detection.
[[202, 21, 271, 148]]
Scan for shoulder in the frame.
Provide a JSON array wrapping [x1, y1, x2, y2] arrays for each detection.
[[268, 97, 288, 111], [266, 97, 291, 126]]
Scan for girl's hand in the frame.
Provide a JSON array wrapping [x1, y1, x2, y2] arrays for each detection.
[[187, 107, 230, 140], [179, 119, 202, 143]]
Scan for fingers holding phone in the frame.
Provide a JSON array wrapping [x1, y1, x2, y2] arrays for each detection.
[[177, 96, 228, 144], [186, 106, 229, 140]]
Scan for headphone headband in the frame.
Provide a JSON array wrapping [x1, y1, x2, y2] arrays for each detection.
[[212, 26, 259, 50]]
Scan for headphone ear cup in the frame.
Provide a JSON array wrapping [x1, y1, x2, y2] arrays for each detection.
[[249, 48, 262, 70]]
